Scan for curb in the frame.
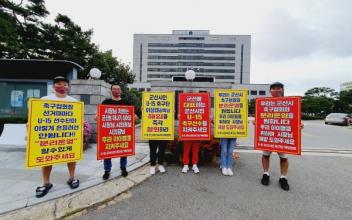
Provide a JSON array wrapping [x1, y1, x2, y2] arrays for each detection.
[[0, 165, 152, 220]]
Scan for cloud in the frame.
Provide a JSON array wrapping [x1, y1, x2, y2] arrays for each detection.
[[254, 1, 352, 61], [254, 8, 318, 61]]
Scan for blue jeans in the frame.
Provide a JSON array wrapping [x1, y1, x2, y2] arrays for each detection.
[[220, 138, 237, 169], [104, 157, 127, 172]]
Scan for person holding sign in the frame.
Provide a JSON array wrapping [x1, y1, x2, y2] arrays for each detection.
[[257, 82, 304, 191], [33, 76, 80, 198], [141, 92, 175, 175], [98, 84, 138, 180], [214, 89, 248, 176], [178, 92, 211, 174]]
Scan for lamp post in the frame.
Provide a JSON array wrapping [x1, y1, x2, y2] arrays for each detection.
[[185, 69, 196, 92], [89, 68, 102, 80]]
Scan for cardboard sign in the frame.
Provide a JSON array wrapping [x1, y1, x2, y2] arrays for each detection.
[[214, 89, 248, 138], [97, 105, 135, 160], [254, 96, 302, 155], [26, 99, 84, 168], [141, 92, 175, 140], [178, 93, 211, 141]]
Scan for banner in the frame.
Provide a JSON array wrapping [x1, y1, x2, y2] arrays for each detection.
[[214, 89, 248, 138], [141, 92, 175, 140], [26, 99, 84, 168], [178, 93, 211, 141], [97, 105, 135, 160], [254, 96, 302, 155]]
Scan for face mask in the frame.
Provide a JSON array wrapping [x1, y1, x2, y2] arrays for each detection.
[[54, 85, 68, 95], [271, 90, 283, 97], [112, 90, 121, 97]]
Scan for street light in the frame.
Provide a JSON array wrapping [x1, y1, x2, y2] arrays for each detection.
[[89, 68, 102, 79], [185, 69, 196, 81]]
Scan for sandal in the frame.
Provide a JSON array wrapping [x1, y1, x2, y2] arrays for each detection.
[[35, 183, 53, 198], [67, 179, 80, 189]]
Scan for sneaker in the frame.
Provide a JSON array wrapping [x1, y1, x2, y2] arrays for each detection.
[[121, 168, 128, 177], [261, 173, 270, 186], [279, 177, 290, 191], [227, 168, 234, 176], [192, 164, 200, 174], [149, 166, 156, 175], [222, 167, 228, 176], [158, 165, 166, 173], [102, 171, 110, 180], [182, 165, 189, 173]]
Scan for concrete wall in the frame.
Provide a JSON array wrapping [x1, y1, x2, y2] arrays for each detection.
[[70, 80, 111, 142]]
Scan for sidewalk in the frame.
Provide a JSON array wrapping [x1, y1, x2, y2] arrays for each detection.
[[0, 142, 150, 215]]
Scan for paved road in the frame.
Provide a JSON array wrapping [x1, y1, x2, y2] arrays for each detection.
[[77, 152, 352, 220], [239, 120, 352, 150]]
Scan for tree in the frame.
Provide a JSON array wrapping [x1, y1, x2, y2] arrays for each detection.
[[334, 90, 352, 113], [302, 96, 334, 117], [302, 87, 339, 118], [0, 0, 135, 85], [248, 98, 256, 115], [304, 87, 338, 99]]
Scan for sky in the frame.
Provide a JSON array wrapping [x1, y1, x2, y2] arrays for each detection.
[[44, 0, 352, 95]]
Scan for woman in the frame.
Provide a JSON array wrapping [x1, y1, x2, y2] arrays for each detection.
[[220, 138, 237, 176]]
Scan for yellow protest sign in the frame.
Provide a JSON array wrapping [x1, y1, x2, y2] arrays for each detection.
[[214, 89, 248, 138], [141, 92, 175, 140], [26, 99, 84, 168]]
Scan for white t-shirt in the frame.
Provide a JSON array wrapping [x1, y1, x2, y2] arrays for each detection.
[[41, 94, 78, 102]]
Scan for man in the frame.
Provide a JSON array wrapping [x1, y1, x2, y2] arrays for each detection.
[[98, 84, 137, 180], [260, 82, 303, 191], [34, 76, 80, 198]]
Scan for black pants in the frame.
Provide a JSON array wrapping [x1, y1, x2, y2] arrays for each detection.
[[149, 140, 167, 166]]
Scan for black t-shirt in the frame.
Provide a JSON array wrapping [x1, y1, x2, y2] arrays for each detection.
[[102, 98, 129, 106]]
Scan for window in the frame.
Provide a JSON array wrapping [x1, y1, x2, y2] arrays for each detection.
[[259, 91, 266, 95], [148, 55, 235, 61], [148, 43, 235, 48], [179, 37, 204, 40], [147, 61, 235, 67], [250, 90, 257, 95], [148, 49, 235, 54], [147, 68, 234, 73]]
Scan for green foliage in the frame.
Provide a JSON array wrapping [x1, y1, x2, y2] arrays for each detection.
[[248, 98, 256, 115], [121, 86, 142, 118], [0, 0, 135, 85], [304, 87, 339, 99], [302, 87, 351, 117]]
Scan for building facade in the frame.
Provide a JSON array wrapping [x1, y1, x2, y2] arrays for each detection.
[[130, 30, 269, 100], [341, 81, 352, 92], [133, 30, 250, 84]]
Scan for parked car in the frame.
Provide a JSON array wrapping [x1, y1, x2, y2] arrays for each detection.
[[324, 113, 352, 126]]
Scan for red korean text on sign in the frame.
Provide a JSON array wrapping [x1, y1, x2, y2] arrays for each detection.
[[178, 93, 211, 141], [97, 105, 135, 160], [254, 96, 302, 155]]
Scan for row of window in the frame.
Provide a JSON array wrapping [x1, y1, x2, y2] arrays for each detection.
[[148, 55, 236, 61], [179, 37, 205, 40], [146, 74, 235, 79], [147, 68, 235, 73], [148, 49, 236, 54], [147, 62, 235, 67], [250, 90, 266, 95], [148, 43, 236, 48]]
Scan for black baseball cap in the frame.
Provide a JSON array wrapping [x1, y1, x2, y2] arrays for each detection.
[[270, 82, 284, 90], [53, 76, 69, 84]]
